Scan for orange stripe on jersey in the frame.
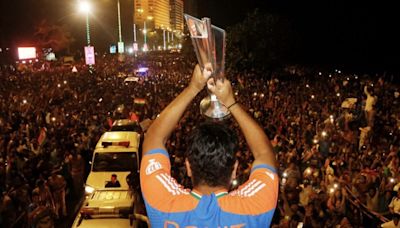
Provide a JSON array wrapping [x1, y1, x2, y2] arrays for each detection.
[[218, 167, 279, 215], [140, 152, 199, 212]]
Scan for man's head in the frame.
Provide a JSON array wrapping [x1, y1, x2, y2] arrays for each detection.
[[37, 179, 45, 189], [368, 187, 376, 197], [185, 122, 238, 188], [111, 174, 118, 183]]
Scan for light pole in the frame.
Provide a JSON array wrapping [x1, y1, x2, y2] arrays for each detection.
[[79, 1, 91, 45], [163, 29, 166, 50], [133, 24, 137, 43], [79, 1, 95, 69], [133, 23, 137, 54], [117, 0, 124, 53], [142, 21, 148, 51], [117, 0, 122, 43], [142, 16, 154, 52]]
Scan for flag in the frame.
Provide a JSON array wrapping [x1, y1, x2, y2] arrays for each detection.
[[130, 112, 139, 122], [134, 98, 146, 105], [107, 118, 113, 129], [37, 127, 47, 146]]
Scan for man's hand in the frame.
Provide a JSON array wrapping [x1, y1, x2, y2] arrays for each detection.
[[189, 64, 212, 93], [207, 78, 236, 108]]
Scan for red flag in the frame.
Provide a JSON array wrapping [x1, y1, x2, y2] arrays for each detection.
[[107, 118, 113, 128], [130, 112, 139, 122], [37, 127, 47, 146]]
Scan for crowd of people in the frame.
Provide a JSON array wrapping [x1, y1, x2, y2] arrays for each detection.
[[0, 52, 399, 227]]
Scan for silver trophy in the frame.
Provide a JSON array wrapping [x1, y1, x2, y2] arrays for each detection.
[[184, 14, 230, 119]]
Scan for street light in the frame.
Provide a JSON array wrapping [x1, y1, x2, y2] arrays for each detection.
[[79, 1, 91, 13], [142, 15, 153, 52], [78, 1, 91, 45], [143, 21, 148, 51], [117, 0, 124, 53], [79, 1, 95, 70]]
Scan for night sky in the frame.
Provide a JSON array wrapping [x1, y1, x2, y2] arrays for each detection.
[[1, 0, 399, 70]]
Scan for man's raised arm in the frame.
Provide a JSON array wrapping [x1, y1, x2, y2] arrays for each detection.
[[142, 65, 210, 155], [208, 79, 276, 169]]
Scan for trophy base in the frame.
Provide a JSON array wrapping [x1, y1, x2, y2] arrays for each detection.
[[199, 96, 231, 120]]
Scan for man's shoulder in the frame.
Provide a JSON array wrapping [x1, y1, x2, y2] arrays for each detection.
[[105, 181, 119, 187], [217, 166, 278, 216], [140, 149, 171, 177]]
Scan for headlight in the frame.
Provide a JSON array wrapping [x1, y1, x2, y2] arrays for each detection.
[[85, 185, 95, 194]]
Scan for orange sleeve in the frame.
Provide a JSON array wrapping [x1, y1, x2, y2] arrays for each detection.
[[140, 149, 197, 212], [219, 165, 279, 215]]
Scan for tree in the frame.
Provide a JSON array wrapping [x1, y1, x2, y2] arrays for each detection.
[[226, 10, 295, 73], [34, 20, 74, 53]]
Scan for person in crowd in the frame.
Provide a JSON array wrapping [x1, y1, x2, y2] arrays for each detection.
[[105, 174, 121, 188], [47, 168, 67, 218], [367, 186, 381, 212], [32, 180, 55, 212], [68, 152, 84, 197], [0, 52, 398, 226], [1, 191, 17, 227], [389, 190, 400, 215], [364, 84, 377, 127]]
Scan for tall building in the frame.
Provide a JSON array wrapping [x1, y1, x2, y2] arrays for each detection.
[[134, 0, 170, 30], [170, 0, 184, 34], [152, 0, 170, 29]]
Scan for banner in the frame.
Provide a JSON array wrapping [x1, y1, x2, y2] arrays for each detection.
[[18, 47, 37, 60], [110, 45, 117, 54], [118, 42, 125, 53], [133, 43, 138, 52], [84, 46, 95, 65]]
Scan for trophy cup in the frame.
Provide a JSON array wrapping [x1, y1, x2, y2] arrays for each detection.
[[184, 14, 230, 119]]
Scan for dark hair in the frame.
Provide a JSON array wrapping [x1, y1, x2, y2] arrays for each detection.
[[112, 174, 117, 178], [36, 179, 44, 187], [185, 122, 238, 188]]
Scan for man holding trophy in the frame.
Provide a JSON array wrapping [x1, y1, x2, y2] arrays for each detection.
[[140, 15, 278, 227]]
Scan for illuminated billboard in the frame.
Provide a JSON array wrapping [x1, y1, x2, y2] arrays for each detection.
[[18, 47, 37, 60], [84, 46, 95, 65], [110, 45, 116, 54]]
